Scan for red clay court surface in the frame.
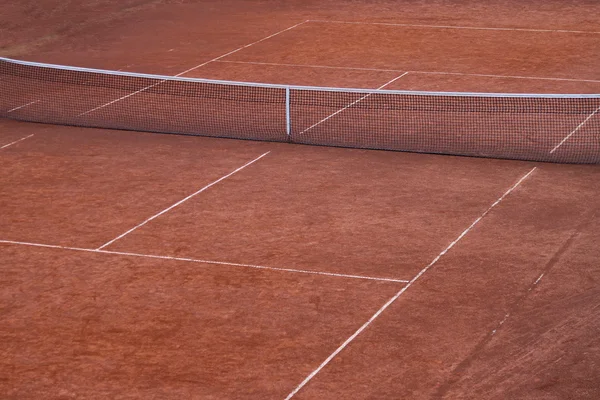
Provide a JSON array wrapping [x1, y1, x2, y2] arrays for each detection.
[[1, 1, 600, 399]]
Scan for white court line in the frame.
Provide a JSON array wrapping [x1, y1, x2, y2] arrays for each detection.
[[0, 134, 35, 149], [412, 70, 600, 84], [491, 272, 545, 336], [175, 20, 309, 75], [78, 80, 164, 116], [550, 105, 600, 153], [217, 60, 400, 73], [97, 151, 270, 250], [533, 272, 545, 286], [0, 239, 409, 283], [78, 20, 309, 116], [216, 60, 600, 84], [490, 313, 510, 336], [7, 100, 40, 113], [299, 72, 409, 135], [308, 19, 600, 34], [284, 167, 537, 399]]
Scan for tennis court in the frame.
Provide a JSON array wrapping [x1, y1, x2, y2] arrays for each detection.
[[1, 1, 600, 399]]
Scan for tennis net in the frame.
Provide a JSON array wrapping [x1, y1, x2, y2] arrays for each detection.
[[1, 57, 599, 163]]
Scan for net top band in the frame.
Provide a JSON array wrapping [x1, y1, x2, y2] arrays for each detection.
[[2, 57, 599, 98]]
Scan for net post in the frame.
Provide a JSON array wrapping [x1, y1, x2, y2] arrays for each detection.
[[285, 86, 291, 136]]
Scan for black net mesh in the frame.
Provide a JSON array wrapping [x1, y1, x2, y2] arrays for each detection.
[[291, 90, 600, 163], [2, 58, 599, 163], [0, 59, 288, 142]]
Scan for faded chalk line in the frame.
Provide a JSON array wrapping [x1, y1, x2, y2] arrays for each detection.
[[432, 211, 595, 399]]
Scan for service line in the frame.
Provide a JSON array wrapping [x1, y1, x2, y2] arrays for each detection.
[[0, 239, 409, 283], [308, 19, 600, 35], [216, 60, 600, 84]]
